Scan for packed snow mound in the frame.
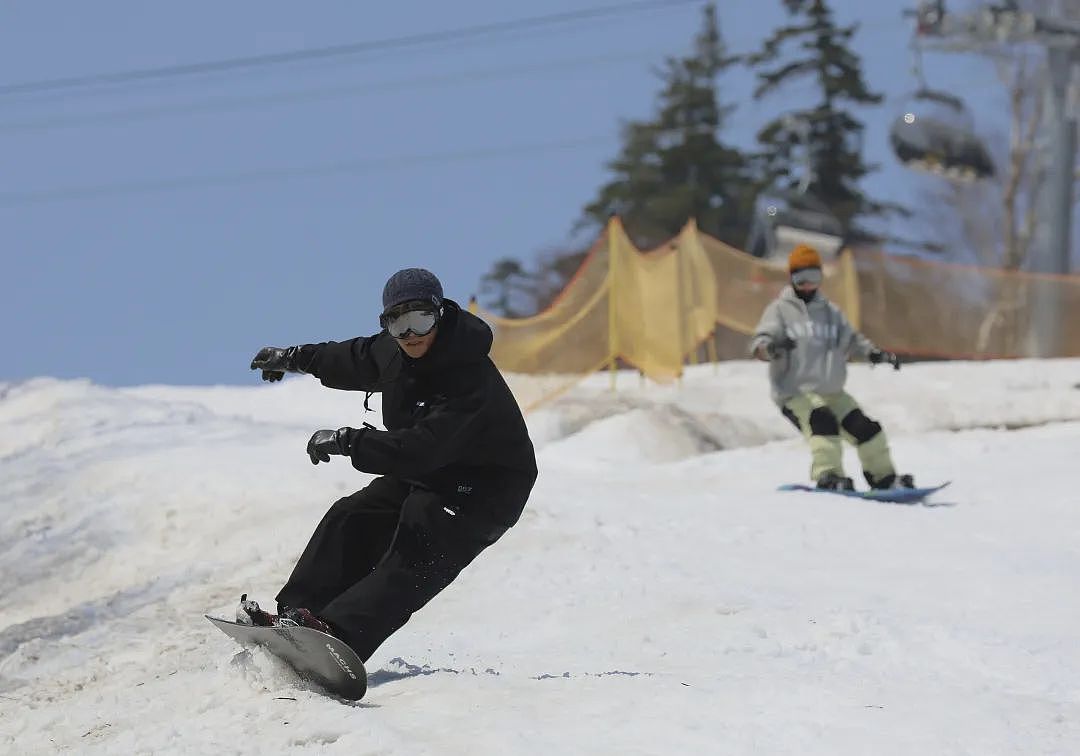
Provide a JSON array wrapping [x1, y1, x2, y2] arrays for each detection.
[[539, 407, 723, 466], [0, 378, 218, 460], [525, 358, 1080, 454]]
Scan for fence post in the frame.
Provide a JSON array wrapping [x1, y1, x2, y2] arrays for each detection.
[[678, 223, 696, 369], [839, 247, 861, 331], [608, 217, 619, 393]]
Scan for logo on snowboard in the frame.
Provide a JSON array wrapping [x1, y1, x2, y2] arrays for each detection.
[[326, 643, 358, 680]]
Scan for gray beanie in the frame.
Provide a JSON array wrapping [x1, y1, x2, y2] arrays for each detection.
[[382, 268, 443, 313]]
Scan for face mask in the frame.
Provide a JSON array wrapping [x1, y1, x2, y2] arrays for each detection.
[[790, 267, 821, 302]]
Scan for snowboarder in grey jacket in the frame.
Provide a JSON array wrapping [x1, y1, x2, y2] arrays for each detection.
[[750, 245, 913, 491]]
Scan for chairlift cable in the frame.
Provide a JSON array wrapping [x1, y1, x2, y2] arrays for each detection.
[[0, 0, 700, 98]]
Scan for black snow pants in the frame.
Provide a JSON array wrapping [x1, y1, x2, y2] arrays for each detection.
[[275, 475, 509, 662]]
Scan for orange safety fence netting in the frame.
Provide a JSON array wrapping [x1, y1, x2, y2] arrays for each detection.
[[473, 218, 1080, 411]]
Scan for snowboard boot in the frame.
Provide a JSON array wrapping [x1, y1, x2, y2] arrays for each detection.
[[278, 606, 335, 636], [816, 471, 855, 491], [865, 472, 916, 490], [235, 593, 277, 627]]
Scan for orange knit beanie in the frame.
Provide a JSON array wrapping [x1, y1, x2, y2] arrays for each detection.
[[788, 244, 822, 272]]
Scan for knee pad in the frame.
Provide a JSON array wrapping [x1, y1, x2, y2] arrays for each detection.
[[841, 409, 882, 444], [808, 407, 839, 436]]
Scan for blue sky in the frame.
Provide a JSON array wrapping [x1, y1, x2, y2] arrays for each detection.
[[2, 1, 1008, 385]]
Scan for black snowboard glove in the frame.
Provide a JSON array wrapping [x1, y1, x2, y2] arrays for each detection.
[[306, 427, 363, 465], [250, 346, 304, 382], [869, 349, 901, 370], [766, 337, 797, 360]]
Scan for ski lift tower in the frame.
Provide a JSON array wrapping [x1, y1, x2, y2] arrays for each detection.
[[908, 0, 1080, 356]]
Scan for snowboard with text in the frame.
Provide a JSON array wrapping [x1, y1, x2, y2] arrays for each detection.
[[206, 615, 367, 700]]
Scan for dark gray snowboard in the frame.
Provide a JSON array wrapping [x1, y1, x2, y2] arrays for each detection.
[[206, 615, 367, 700]]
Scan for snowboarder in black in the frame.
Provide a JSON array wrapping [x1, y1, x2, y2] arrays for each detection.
[[240, 268, 537, 662]]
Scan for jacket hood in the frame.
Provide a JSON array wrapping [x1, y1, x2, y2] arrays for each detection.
[[408, 298, 493, 372]]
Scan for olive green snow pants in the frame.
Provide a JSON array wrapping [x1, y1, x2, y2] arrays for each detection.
[[781, 391, 895, 484]]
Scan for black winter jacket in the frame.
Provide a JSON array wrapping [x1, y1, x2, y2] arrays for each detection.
[[295, 299, 536, 527]]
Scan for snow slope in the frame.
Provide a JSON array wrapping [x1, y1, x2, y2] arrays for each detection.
[[1, 360, 1078, 755]]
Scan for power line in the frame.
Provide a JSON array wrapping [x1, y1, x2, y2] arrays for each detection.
[[0, 51, 663, 134], [0, 135, 616, 207], [0, 1, 699, 97]]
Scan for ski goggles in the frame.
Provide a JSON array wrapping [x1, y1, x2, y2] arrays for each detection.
[[790, 267, 823, 286], [381, 306, 440, 338]]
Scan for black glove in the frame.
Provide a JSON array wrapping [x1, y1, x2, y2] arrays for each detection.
[[306, 427, 362, 465], [869, 349, 901, 370], [766, 337, 797, 360], [250, 346, 302, 382]]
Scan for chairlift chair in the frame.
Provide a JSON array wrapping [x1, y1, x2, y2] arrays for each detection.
[[890, 88, 995, 182]]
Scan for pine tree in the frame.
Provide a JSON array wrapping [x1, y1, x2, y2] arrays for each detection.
[[578, 3, 753, 249], [749, 0, 885, 227], [477, 258, 535, 319], [478, 4, 751, 316]]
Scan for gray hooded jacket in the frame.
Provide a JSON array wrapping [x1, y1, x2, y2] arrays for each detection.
[[749, 286, 876, 404]]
